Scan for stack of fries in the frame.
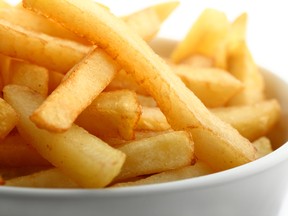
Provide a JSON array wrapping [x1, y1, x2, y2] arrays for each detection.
[[0, 0, 281, 188]]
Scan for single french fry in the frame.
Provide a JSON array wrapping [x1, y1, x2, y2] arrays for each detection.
[[5, 168, 79, 188], [227, 12, 247, 54], [0, 132, 50, 167], [253, 137, 273, 159], [137, 106, 170, 131], [122, 1, 179, 41], [76, 90, 141, 140], [23, 0, 256, 171], [170, 8, 229, 68], [31, 48, 120, 132], [171, 64, 243, 107], [212, 99, 281, 141], [0, 98, 18, 140], [115, 131, 194, 181], [3, 85, 125, 188], [10, 60, 49, 97], [227, 41, 265, 105], [112, 161, 212, 187], [0, 18, 90, 73]]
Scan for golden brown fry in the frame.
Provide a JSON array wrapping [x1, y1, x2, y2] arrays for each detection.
[[112, 161, 212, 187], [5, 168, 79, 188], [0, 132, 50, 167], [31, 48, 120, 132], [227, 41, 265, 105], [23, 0, 256, 171], [115, 131, 194, 181], [170, 8, 229, 68], [227, 12, 247, 54], [76, 90, 141, 140], [3, 85, 125, 188], [10, 60, 49, 97], [212, 99, 281, 141], [123, 1, 179, 41], [0, 18, 89, 73], [172, 64, 243, 107], [0, 98, 18, 140]]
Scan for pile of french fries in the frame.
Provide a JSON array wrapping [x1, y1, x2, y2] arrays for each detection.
[[0, 0, 281, 189]]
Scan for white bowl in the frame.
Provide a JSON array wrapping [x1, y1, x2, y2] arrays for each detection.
[[1, 37, 288, 216]]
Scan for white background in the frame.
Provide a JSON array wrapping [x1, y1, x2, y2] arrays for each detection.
[[5, 0, 288, 215]]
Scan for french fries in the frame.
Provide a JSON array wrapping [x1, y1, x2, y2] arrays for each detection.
[[0, 0, 283, 189], [23, 0, 257, 171], [115, 130, 194, 181], [31, 48, 121, 132], [3, 85, 125, 188]]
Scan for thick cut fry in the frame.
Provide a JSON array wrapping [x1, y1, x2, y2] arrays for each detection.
[[122, 1, 179, 41], [23, 0, 256, 171], [0, 98, 18, 139], [31, 48, 120, 132], [253, 137, 273, 159], [0, 18, 89, 73], [0, 132, 49, 167], [115, 131, 194, 181], [212, 100, 281, 141], [172, 65, 243, 107], [3, 85, 125, 188], [112, 161, 212, 187], [227, 12, 247, 54], [170, 8, 229, 68], [76, 90, 141, 140], [5, 168, 78, 188], [10, 60, 49, 97], [227, 41, 265, 105]]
